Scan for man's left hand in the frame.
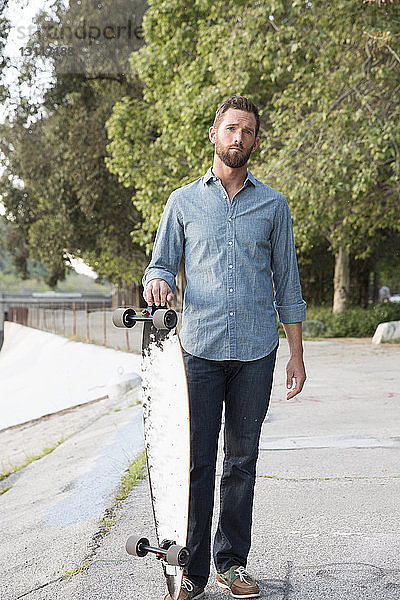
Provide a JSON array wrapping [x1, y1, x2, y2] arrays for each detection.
[[286, 355, 306, 400]]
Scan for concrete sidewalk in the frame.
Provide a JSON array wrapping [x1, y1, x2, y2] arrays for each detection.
[[1, 338, 399, 599]]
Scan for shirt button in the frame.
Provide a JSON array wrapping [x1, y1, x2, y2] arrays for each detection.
[[229, 264, 233, 269], [229, 311, 234, 316], [229, 288, 233, 292], [228, 241, 233, 246]]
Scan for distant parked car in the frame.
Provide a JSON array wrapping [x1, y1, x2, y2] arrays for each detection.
[[390, 295, 400, 302]]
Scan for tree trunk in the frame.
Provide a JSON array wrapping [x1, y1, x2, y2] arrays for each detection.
[[372, 268, 379, 304], [111, 283, 146, 309], [351, 258, 370, 308], [333, 247, 350, 314]]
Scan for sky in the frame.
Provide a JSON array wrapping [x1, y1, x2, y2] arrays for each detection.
[[4, 0, 47, 58], [1, 0, 53, 124]]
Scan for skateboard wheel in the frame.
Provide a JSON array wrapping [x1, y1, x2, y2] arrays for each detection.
[[126, 534, 149, 557], [166, 544, 191, 567], [152, 309, 178, 330], [112, 308, 136, 328]]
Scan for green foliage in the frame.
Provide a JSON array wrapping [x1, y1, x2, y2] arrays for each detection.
[[0, 0, 148, 287], [0, 7, 11, 108], [0, 439, 65, 482], [61, 560, 97, 580], [106, 0, 262, 249], [2, 0, 400, 299], [297, 241, 335, 306], [106, 0, 400, 300], [115, 449, 147, 501], [0, 219, 48, 288], [305, 303, 400, 338], [258, 1, 400, 259], [0, 219, 109, 291], [378, 253, 400, 292], [0, 267, 109, 293]]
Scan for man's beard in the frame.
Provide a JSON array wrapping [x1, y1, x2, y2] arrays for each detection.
[[215, 138, 253, 168]]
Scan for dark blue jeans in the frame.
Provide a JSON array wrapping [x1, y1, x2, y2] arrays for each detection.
[[181, 346, 277, 588]]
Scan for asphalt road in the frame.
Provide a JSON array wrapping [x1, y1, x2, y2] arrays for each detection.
[[1, 337, 399, 600]]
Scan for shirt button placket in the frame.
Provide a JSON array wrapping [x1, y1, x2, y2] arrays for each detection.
[[227, 207, 235, 359]]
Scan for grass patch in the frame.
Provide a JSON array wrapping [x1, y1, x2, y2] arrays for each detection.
[[127, 399, 142, 407], [279, 303, 400, 339], [101, 515, 119, 530], [0, 485, 13, 495], [61, 451, 147, 580], [97, 511, 121, 537], [115, 450, 147, 501], [61, 559, 97, 580], [308, 303, 400, 337], [0, 439, 65, 482]]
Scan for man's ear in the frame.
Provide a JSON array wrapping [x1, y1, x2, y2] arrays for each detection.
[[209, 126, 216, 144], [251, 136, 260, 153]]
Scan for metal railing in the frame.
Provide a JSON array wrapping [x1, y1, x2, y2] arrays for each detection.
[[0, 292, 142, 353]]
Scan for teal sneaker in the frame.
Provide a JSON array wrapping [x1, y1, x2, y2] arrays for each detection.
[[216, 565, 260, 598], [164, 576, 205, 600]]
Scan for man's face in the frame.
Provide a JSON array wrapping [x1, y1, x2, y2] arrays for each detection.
[[210, 108, 260, 168]]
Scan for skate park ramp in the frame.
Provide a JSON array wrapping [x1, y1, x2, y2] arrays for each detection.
[[0, 322, 141, 430]]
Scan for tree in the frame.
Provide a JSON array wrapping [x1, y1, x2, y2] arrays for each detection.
[[106, 0, 400, 312], [0, 0, 11, 108], [0, 0, 149, 288], [257, 0, 400, 312]]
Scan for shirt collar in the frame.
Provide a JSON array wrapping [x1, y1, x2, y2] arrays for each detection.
[[202, 167, 214, 184], [203, 167, 257, 187]]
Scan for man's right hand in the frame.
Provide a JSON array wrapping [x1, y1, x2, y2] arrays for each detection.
[[143, 279, 174, 306]]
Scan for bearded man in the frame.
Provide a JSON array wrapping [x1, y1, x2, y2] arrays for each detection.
[[142, 96, 307, 600]]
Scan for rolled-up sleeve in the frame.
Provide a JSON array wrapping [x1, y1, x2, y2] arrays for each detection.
[[270, 196, 306, 323], [142, 192, 184, 294]]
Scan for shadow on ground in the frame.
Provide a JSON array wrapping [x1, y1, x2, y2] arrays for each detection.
[[243, 562, 400, 599]]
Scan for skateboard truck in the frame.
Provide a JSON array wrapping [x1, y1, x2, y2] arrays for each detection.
[[112, 305, 178, 331], [126, 534, 191, 567]]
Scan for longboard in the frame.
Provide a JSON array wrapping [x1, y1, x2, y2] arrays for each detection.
[[112, 306, 191, 600]]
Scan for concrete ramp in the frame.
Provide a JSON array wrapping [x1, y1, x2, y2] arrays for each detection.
[[0, 322, 141, 430]]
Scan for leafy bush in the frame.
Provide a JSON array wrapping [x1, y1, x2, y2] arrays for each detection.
[[279, 303, 400, 338]]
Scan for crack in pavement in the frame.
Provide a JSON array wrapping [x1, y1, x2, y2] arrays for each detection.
[[12, 492, 136, 599], [283, 560, 293, 599], [258, 474, 400, 482], [15, 577, 62, 599]]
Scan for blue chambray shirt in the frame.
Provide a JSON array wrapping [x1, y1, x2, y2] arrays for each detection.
[[142, 167, 306, 361]]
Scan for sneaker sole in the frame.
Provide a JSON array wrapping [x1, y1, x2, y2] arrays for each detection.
[[164, 593, 205, 600], [216, 580, 260, 599], [164, 591, 205, 600]]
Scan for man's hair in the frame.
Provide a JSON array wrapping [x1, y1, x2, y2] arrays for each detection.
[[213, 95, 260, 138]]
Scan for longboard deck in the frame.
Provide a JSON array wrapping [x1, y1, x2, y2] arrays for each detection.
[[141, 321, 190, 600]]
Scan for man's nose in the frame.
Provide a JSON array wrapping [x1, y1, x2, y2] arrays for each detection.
[[234, 132, 244, 146]]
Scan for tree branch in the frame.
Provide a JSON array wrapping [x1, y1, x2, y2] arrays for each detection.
[[85, 74, 126, 84]]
